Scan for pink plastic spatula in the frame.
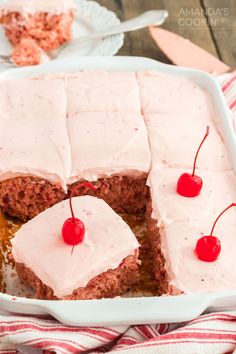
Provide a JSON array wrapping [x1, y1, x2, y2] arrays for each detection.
[[149, 27, 231, 74]]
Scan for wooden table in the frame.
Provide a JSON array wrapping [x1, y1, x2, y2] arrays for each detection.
[[97, 0, 236, 68]]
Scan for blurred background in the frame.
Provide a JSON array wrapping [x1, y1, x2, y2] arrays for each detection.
[[97, 0, 236, 67]]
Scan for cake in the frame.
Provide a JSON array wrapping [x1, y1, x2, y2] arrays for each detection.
[[0, 71, 151, 220], [140, 71, 236, 294], [0, 118, 70, 220], [11, 38, 50, 67], [147, 167, 236, 294], [0, 75, 67, 119], [137, 71, 215, 115], [66, 71, 141, 115], [148, 166, 236, 225], [0, 0, 76, 51], [68, 111, 150, 214], [1, 69, 235, 297], [144, 113, 231, 170], [11, 195, 140, 300]]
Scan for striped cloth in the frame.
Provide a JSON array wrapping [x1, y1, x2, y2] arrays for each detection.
[[218, 72, 236, 112], [1, 312, 236, 353], [0, 73, 236, 354]]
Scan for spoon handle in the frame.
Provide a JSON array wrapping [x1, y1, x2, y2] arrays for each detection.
[[59, 10, 168, 55]]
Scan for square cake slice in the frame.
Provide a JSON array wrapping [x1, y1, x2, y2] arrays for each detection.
[[145, 113, 231, 171], [66, 71, 141, 115], [148, 166, 236, 226], [0, 76, 67, 119], [137, 71, 215, 115], [0, 0, 76, 51], [0, 118, 71, 220], [146, 218, 236, 295], [11, 196, 140, 300], [67, 112, 151, 214]]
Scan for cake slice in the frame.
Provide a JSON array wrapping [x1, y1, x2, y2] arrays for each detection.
[[0, 0, 76, 51], [145, 113, 231, 171], [137, 71, 215, 115], [146, 218, 236, 294], [11, 38, 50, 66], [0, 118, 71, 220], [148, 166, 236, 228], [67, 71, 141, 115], [11, 195, 140, 300], [147, 163, 236, 294], [67, 111, 151, 214], [0, 75, 67, 119]]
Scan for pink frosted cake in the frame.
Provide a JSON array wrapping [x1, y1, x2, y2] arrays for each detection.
[[0, 0, 76, 52], [11, 195, 140, 300], [140, 71, 236, 294], [144, 113, 230, 170], [1, 69, 236, 297], [0, 118, 71, 220], [0, 75, 67, 119], [137, 71, 215, 115], [0, 71, 151, 220], [68, 111, 150, 214], [67, 71, 141, 114], [147, 167, 236, 294], [66, 71, 149, 214]]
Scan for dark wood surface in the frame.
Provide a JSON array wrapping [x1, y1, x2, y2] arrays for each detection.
[[97, 0, 236, 67]]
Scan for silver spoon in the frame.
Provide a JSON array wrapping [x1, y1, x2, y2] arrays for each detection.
[[57, 10, 168, 58]]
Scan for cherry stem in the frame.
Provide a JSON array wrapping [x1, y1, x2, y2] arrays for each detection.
[[210, 203, 236, 236], [69, 182, 96, 223], [192, 126, 210, 177]]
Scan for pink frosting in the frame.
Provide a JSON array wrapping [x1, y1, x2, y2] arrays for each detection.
[[67, 71, 141, 115], [0, 0, 76, 14], [11, 196, 139, 297], [149, 166, 236, 293], [0, 118, 71, 187], [0, 76, 67, 119], [1, 70, 224, 188], [68, 112, 151, 181], [160, 221, 236, 293], [145, 113, 231, 171], [1, 69, 235, 295], [137, 71, 215, 115], [148, 166, 236, 226], [138, 71, 236, 293]]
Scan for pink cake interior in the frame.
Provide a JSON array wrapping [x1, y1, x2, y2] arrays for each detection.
[[0, 0, 76, 65], [11, 38, 50, 67]]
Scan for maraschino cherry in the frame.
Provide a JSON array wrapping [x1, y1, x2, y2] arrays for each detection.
[[177, 126, 210, 197], [195, 203, 236, 262], [62, 182, 95, 247]]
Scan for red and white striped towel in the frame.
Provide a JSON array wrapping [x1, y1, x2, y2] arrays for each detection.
[[1, 311, 236, 353], [0, 73, 236, 354], [218, 72, 236, 112]]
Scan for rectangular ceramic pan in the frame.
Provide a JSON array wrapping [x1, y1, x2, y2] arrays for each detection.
[[0, 56, 236, 326]]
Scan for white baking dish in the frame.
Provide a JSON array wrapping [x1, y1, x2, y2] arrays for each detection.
[[0, 56, 236, 326]]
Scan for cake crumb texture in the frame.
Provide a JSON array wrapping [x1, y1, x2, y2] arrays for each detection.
[[0, 10, 75, 51], [15, 252, 139, 300], [11, 38, 49, 66]]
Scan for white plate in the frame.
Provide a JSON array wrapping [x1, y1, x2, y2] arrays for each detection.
[[0, 0, 124, 70], [0, 56, 236, 326]]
